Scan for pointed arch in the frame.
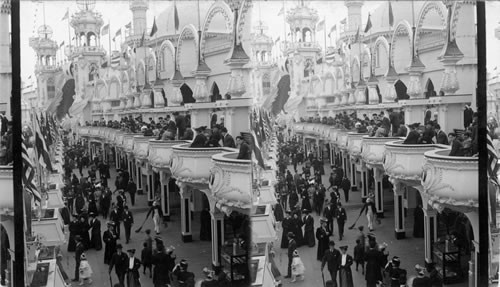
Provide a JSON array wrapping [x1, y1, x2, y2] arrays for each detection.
[[374, 36, 390, 74], [201, 0, 234, 56], [136, 60, 146, 87], [424, 78, 437, 99], [180, 83, 195, 104], [160, 40, 176, 79], [391, 20, 414, 73], [210, 82, 221, 102], [120, 70, 130, 94], [351, 56, 361, 83], [323, 72, 336, 95], [176, 24, 199, 74], [414, 1, 447, 48], [394, 79, 410, 101], [108, 75, 121, 100]]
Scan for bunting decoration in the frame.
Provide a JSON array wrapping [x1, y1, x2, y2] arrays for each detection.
[[34, 114, 53, 172], [22, 136, 41, 202]]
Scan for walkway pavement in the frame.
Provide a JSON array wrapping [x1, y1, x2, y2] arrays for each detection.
[[57, 165, 212, 286], [273, 161, 468, 287]]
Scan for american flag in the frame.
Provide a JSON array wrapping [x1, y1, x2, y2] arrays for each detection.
[[487, 127, 499, 186], [35, 114, 54, 172], [22, 136, 41, 202]]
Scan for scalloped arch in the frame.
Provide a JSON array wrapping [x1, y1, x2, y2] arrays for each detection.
[[176, 24, 200, 71], [108, 75, 121, 100], [414, 1, 447, 48], [390, 20, 414, 67], [237, 0, 252, 42], [374, 36, 391, 68], [201, 1, 234, 57], [450, 2, 464, 40]]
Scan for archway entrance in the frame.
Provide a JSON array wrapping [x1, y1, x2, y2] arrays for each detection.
[[425, 79, 437, 99], [180, 84, 195, 104], [394, 80, 410, 101], [210, 82, 221, 102]]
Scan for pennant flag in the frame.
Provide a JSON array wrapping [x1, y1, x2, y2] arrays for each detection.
[[388, 1, 394, 28], [59, 41, 64, 47], [328, 25, 337, 37], [125, 22, 132, 29], [340, 18, 346, 25], [101, 60, 108, 68], [150, 17, 158, 37], [364, 13, 372, 33], [174, 3, 179, 31], [61, 9, 69, 21], [22, 136, 41, 202], [275, 36, 280, 44], [139, 31, 145, 47], [101, 24, 110, 35], [317, 19, 325, 31], [354, 26, 360, 42], [277, 6, 284, 16], [34, 114, 53, 172], [115, 29, 122, 37]]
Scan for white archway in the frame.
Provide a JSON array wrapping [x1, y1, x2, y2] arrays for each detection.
[[201, 0, 234, 56], [176, 24, 200, 76]]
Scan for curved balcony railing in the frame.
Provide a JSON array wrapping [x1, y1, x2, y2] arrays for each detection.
[[170, 144, 237, 185], [251, 204, 277, 244], [383, 141, 449, 185], [0, 166, 13, 214], [337, 130, 350, 150], [361, 136, 405, 168], [148, 140, 192, 170], [209, 152, 252, 210], [123, 133, 139, 153], [422, 149, 478, 211], [132, 135, 154, 161], [114, 131, 125, 147], [347, 132, 369, 159]]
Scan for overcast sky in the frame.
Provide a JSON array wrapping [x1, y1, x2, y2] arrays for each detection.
[[19, 1, 500, 82]]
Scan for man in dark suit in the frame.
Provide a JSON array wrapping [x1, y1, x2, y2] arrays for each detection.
[[221, 127, 236, 148], [122, 206, 134, 244], [434, 124, 448, 145], [71, 235, 85, 282], [109, 204, 122, 239], [236, 136, 251, 160], [285, 232, 297, 278], [336, 202, 347, 241], [388, 108, 400, 136], [109, 244, 129, 286], [323, 202, 335, 234], [321, 240, 341, 287], [126, 179, 137, 206], [174, 112, 186, 139], [448, 133, 464, 156]]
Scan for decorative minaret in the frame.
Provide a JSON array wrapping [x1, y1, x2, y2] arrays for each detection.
[[285, 1, 321, 119], [0, 0, 11, 117], [250, 20, 274, 105], [69, 0, 105, 120], [29, 24, 60, 112], [345, 0, 364, 32]]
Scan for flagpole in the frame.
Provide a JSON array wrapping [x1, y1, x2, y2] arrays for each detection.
[[108, 20, 112, 66], [358, 25, 362, 82], [67, 8, 71, 50], [323, 16, 327, 65]]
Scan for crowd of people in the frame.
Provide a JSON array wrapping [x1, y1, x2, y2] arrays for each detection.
[[271, 118, 446, 286], [57, 129, 233, 287]]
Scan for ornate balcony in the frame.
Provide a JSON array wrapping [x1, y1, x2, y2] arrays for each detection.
[[421, 149, 478, 212], [209, 152, 252, 211], [383, 141, 449, 186], [337, 130, 350, 150], [347, 132, 369, 159], [148, 140, 191, 170], [133, 136, 154, 162], [361, 136, 404, 168], [170, 144, 237, 185], [123, 133, 139, 154], [32, 208, 66, 246], [0, 166, 13, 215], [251, 204, 277, 244]]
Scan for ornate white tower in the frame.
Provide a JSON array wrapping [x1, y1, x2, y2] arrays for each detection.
[[250, 21, 274, 105], [0, 0, 11, 117], [29, 24, 60, 111], [285, 1, 321, 118], [345, 0, 363, 32], [69, 0, 106, 121]]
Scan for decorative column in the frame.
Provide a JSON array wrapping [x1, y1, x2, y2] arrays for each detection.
[[179, 183, 193, 242], [147, 165, 154, 204], [469, 240, 479, 287], [355, 79, 366, 105], [423, 207, 437, 264], [373, 168, 384, 217], [407, 56, 425, 99], [360, 163, 369, 199], [384, 64, 398, 103], [141, 83, 152, 109], [192, 62, 211, 102], [170, 69, 184, 106], [393, 181, 406, 239], [126, 93, 134, 109], [367, 75, 379, 104], [153, 79, 165, 108], [136, 161, 143, 194], [211, 209, 225, 268], [160, 171, 170, 221], [350, 158, 357, 192]]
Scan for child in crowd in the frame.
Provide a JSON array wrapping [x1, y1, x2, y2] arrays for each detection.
[[291, 250, 305, 282], [354, 239, 365, 274], [141, 241, 153, 277], [79, 253, 93, 285]]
